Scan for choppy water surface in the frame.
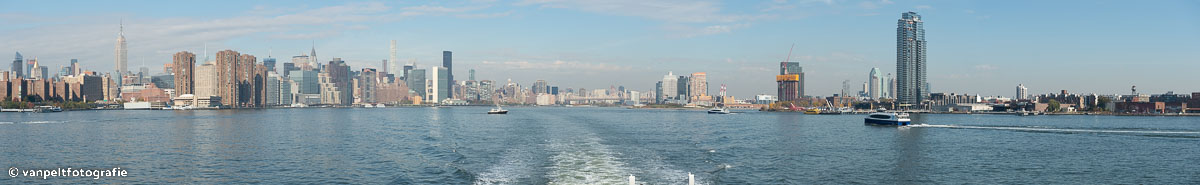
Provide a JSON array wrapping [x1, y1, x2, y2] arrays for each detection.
[[2, 107, 1198, 184]]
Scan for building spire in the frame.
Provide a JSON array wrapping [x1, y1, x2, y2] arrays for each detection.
[[119, 19, 124, 36]]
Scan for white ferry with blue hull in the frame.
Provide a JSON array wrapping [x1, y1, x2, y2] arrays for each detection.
[[865, 112, 911, 126]]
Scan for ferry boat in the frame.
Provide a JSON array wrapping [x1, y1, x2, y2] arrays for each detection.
[[488, 104, 508, 114], [707, 107, 730, 114], [804, 108, 821, 115], [864, 112, 911, 126], [34, 106, 62, 113]]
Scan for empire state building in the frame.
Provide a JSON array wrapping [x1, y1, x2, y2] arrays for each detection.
[[115, 21, 128, 78]]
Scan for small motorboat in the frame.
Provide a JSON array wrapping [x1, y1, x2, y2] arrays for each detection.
[[707, 107, 730, 114], [864, 111, 911, 126], [488, 104, 508, 114]]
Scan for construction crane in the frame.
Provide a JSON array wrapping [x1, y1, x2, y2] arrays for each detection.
[[784, 43, 794, 63]]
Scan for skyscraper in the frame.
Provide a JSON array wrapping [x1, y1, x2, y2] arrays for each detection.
[[868, 67, 882, 99], [655, 81, 663, 104], [324, 58, 351, 105], [442, 51, 453, 99], [310, 42, 318, 70], [886, 73, 896, 98], [777, 62, 803, 102], [689, 72, 707, 99], [896, 12, 927, 108], [661, 72, 677, 100], [216, 50, 240, 107], [26, 58, 35, 79], [430, 66, 448, 102], [237, 54, 258, 107], [677, 76, 689, 101], [11, 52, 22, 79], [408, 68, 426, 99], [402, 64, 413, 81], [71, 59, 81, 76], [381, 59, 388, 77], [532, 80, 547, 94], [263, 57, 276, 73], [195, 63, 217, 98], [1017, 84, 1028, 100], [115, 21, 127, 78], [389, 40, 397, 74], [266, 72, 281, 106], [173, 51, 195, 95], [289, 70, 319, 94]]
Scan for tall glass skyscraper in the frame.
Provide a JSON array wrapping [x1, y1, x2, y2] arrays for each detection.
[[11, 52, 22, 78], [442, 51, 453, 99], [868, 67, 882, 99], [896, 11, 927, 108], [408, 68, 426, 100]]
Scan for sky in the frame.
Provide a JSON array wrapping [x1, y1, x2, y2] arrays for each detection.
[[1, 0, 1197, 98]]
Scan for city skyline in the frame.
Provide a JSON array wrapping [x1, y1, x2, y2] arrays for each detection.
[[1, 1, 1198, 98]]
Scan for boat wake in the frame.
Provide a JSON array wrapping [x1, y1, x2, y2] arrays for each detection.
[[544, 136, 632, 184], [474, 147, 539, 185], [15, 120, 70, 124], [908, 124, 1200, 138]]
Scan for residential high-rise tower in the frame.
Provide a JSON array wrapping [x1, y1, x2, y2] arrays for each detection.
[[173, 51, 195, 95], [896, 11, 927, 108], [1017, 84, 1028, 100], [389, 40, 397, 74]]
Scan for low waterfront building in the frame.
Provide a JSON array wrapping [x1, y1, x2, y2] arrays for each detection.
[[933, 103, 994, 112], [1188, 92, 1200, 113], [172, 94, 222, 108], [1115, 102, 1165, 114]]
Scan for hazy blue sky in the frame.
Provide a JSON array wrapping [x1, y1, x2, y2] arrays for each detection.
[[1, 0, 1197, 98]]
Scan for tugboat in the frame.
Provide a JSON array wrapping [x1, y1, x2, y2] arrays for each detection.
[[488, 104, 508, 114], [864, 109, 911, 126], [707, 107, 730, 114]]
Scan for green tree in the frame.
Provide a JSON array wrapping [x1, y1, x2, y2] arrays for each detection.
[[1094, 97, 1112, 111], [1047, 99, 1061, 112]]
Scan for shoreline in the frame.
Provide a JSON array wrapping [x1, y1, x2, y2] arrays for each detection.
[[8, 105, 1199, 117]]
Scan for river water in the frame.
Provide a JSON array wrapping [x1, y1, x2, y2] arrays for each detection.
[[2, 107, 1198, 184]]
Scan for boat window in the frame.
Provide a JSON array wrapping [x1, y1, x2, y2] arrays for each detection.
[[869, 115, 891, 119]]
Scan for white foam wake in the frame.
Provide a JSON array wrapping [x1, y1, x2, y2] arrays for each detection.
[[545, 136, 632, 185], [475, 147, 537, 185], [908, 124, 1200, 135]]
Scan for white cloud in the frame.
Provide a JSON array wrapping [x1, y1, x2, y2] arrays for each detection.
[[858, 0, 894, 10], [664, 23, 751, 38], [456, 11, 513, 19], [516, 0, 774, 38], [974, 64, 998, 70], [0, 2, 507, 71]]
